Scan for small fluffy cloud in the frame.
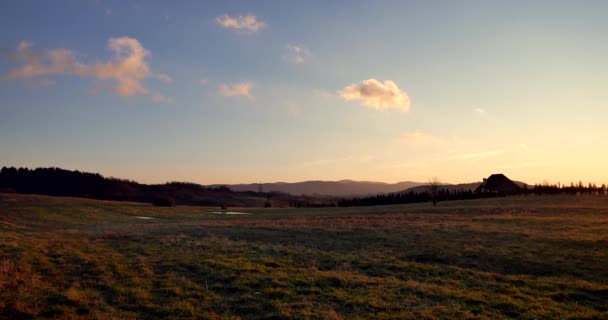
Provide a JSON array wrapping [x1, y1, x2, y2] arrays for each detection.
[[1, 37, 172, 102], [401, 132, 440, 144], [215, 14, 266, 33], [218, 82, 253, 98], [285, 44, 310, 64], [339, 79, 410, 111]]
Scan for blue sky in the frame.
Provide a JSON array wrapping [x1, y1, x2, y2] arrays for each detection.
[[2, 1, 608, 184]]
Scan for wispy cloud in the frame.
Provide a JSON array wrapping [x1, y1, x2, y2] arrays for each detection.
[[285, 44, 310, 64], [401, 132, 440, 145], [497, 162, 543, 170], [474, 107, 487, 115], [215, 14, 266, 33], [1, 38, 172, 102], [313, 89, 333, 98], [198, 78, 209, 86], [299, 155, 354, 168], [339, 78, 410, 112], [446, 149, 505, 160], [391, 161, 431, 169], [151, 93, 174, 105], [285, 100, 302, 118], [156, 73, 173, 83], [218, 82, 253, 98]]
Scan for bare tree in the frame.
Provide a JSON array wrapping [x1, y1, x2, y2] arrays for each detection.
[[428, 176, 441, 207]]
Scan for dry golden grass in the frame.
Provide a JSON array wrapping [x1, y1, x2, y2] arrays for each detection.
[[0, 193, 607, 319]]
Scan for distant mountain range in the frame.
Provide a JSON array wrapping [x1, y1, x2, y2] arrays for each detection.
[[210, 180, 425, 196]]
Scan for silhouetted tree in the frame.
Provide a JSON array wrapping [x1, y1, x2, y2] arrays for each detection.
[[428, 176, 441, 207]]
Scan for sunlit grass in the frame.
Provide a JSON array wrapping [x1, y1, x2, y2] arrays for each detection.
[[1, 193, 607, 319]]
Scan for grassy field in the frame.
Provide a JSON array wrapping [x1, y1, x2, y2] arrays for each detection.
[[1, 193, 607, 319]]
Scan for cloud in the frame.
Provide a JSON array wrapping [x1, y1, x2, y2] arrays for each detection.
[[198, 78, 209, 86], [86, 37, 152, 96], [156, 73, 173, 83], [313, 89, 333, 98], [1, 37, 172, 102], [401, 132, 440, 144], [338, 78, 410, 111], [2, 42, 82, 79], [497, 162, 543, 170], [299, 155, 354, 168], [391, 162, 431, 169], [215, 14, 266, 33], [474, 107, 487, 115], [446, 149, 505, 161], [285, 44, 310, 64], [105, 9, 112, 15], [285, 100, 302, 118], [218, 82, 253, 98], [150, 93, 174, 105]]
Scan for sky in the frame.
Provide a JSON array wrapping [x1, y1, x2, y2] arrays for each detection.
[[1, 0, 608, 185]]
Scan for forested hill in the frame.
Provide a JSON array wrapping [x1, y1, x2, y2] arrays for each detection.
[[0, 166, 275, 207]]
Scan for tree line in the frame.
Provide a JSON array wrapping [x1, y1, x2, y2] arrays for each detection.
[[337, 189, 478, 207], [337, 182, 608, 207], [0, 166, 272, 207]]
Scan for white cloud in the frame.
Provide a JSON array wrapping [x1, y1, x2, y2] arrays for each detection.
[[2, 37, 172, 102], [218, 82, 253, 98], [401, 132, 440, 144], [446, 149, 505, 160], [285, 44, 310, 64], [338, 78, 410, 111], [215, 14, 266, 33]]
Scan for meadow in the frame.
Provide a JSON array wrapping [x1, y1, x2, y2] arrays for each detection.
[[0, 193, 607, 319]]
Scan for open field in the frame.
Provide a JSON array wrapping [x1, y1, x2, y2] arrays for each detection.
[[1, 194, 607, 319]]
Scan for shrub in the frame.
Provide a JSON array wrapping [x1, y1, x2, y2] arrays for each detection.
[[0, 187, 16, 194], [152, 196, 175, 207]]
